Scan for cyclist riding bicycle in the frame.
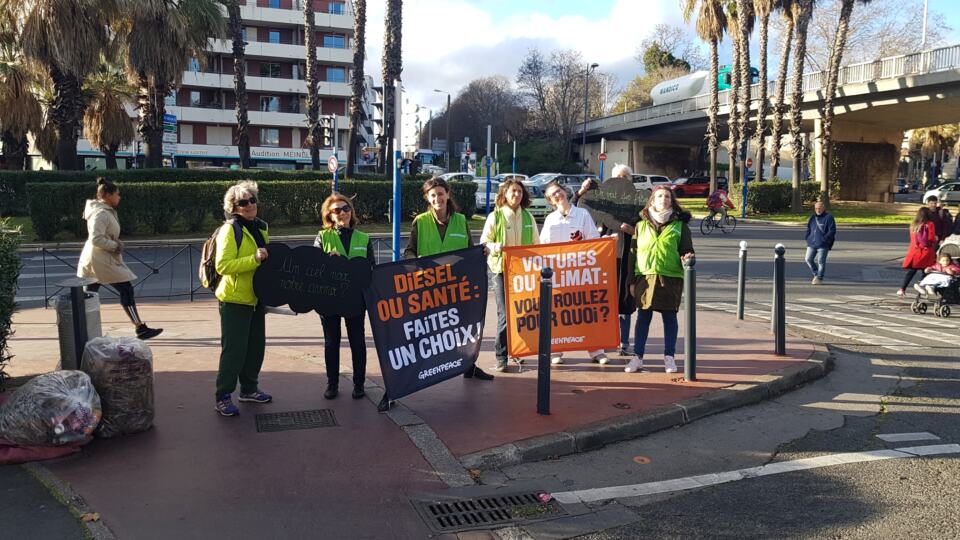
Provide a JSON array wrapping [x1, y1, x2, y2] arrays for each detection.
[[707, 188, 734, 221]]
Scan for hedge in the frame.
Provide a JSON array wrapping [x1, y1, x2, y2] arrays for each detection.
[[0, 221, 21, 383], [27, 180, 477, 240], [0, 168, 433, 217], [728, 180, 820, 214]]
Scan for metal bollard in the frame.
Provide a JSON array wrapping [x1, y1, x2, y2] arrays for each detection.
[[737, 240, 748, 320], [683, 256, 697, 382], [537, 267, 553, 415], [773, 244, 786, 356]]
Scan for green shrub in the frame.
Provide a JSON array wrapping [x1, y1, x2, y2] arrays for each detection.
[[0, 220, 22, 387], [728, 180, 820, 214], [27, 180, 476, 240]]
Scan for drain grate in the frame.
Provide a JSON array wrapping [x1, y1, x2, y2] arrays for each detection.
[[255, 409, 338, 433], [412, 492, 566, 533]]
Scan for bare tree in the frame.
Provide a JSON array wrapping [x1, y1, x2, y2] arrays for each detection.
[[517, 48, 589, 163], [638, 23, 708, 71]]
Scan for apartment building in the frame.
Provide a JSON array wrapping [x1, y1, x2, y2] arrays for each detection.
[[77, 0, 355, 170]]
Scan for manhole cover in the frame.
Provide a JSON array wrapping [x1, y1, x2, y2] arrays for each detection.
[[255, 409, 338, 433], [412, 492, 567, 533]]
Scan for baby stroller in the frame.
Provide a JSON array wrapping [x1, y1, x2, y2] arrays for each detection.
[[911, 241, 960, 317]]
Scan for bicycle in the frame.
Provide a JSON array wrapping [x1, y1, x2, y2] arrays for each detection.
[[699, 208, 737, 235]]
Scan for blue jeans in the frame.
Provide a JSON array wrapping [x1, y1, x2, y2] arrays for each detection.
[[619, 313, 632, 350], [805, 246, 829, 280], [633, 309, 678, 358], [489, 271, 508, 361]]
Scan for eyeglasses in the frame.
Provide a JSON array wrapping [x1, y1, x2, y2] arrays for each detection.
[[235, 196, 258, 207], [330, 206, 352, 214], [546, 190, 565, 200]]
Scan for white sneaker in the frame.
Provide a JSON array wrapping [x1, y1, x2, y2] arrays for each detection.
[[624, 357, 645, 373], [592, 353, 610, 365], [914, 283, 925, 295], [811, 276, 821, 285], [550, 354, 564, 365], [664, 356, 678, 373]]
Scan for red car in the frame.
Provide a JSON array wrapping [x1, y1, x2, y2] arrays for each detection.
[[669, 177, 711, 197]]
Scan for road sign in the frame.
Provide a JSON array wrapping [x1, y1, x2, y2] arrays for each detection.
[[599, 152, 607, 161], [746, 157, 753, 168], [327, 155, 339, 173]]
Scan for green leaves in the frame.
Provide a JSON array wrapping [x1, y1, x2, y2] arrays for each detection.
[[0, 218, 22, 383]]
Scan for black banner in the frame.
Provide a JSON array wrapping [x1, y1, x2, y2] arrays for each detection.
[[253, 243, 371, 316], [364, 246, 487, 401], [578, 176, 648, 229]]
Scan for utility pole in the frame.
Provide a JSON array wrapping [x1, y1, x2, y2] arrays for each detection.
[[435, 89, 452, 172], [581, 63, 599, 170]]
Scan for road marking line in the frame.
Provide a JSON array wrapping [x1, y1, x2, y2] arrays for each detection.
[[842, 295, 880, 302], [13, 296, 46, 302], [877, 432, 941, 443], [19, 272, 78, 279], [552, 444, 960, 504]]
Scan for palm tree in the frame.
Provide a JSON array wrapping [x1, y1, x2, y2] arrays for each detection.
[[817, 0, 873, 208], [381, 0, 402, 178], [17, 0, 116, 170], [83, 62, 135, 170], [304, 0, 321, 170], [0, 45, 42, 170], [769, 3, 794, 178], [735, 0, 754, 187], [789, 0, 814, 212], [347, 0, 367, 177], [121, 0, 225, 169], [725, 2, 742, 187], [222, 0, 250, 169], [683, 0, 727, 194], [752, 0, 776, 183]]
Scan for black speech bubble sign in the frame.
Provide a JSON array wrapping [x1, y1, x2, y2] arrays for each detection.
[[578, 176, 649, 229], [253, 243, 372, 316]]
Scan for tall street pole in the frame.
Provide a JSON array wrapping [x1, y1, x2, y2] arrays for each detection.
[[921, 0, 929, 49], [435, 89, 451, 172], [582, 63, 598, 171]]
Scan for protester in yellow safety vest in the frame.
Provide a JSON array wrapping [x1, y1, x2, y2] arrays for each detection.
[[626, 186, 695, 375], [314, 193, 375, 400], [480, 179, 540, 372]]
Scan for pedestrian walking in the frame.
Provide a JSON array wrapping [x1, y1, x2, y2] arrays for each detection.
[[540, 180, 610, 366], [479, 179, 540, 372], [77, 178, 162, 340], [314, 194, 374, 400], [213, 181, 272, 417], [626, 186, 695, 374], [898, 207, 937, 297], [926, 195, 953, 243], [804, 200, 837, 285]]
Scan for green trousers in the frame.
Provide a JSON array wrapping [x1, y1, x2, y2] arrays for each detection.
[[216, 302, 266, 398]]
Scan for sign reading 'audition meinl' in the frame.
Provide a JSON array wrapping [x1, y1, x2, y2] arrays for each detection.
[[364, 246, 487, 401], [503, 236, 619, 357]]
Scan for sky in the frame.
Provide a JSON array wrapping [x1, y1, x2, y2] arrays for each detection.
[[361, 0, 960, 125]]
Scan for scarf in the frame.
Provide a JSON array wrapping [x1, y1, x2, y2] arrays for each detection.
[[234, 215, 266, 248], [650, 207, 673, 225]]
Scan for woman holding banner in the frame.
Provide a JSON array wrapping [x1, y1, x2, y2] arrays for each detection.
[[480, 179, 540, 372], [540, 180, 610, 366], [404, 177, 494, 381], [314, 194, 375, 400], [214, 181, 272, 417], [626, 186, 694, 374]]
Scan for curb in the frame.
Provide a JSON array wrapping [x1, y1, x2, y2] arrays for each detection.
[[22, 462, 116, 540], [459, 344, 834, 470]]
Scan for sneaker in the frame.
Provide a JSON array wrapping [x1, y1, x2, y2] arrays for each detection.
[[550, 354, 564, 365], [617, 346, 630, 357], [896, 288, 906, 297], [238, 390, 272, 403], [811, 277, 821, 285], [135, 325, 163, 340], [510, 357, 524, 365], [664, 356, 678, 373], [913, 283, 925, 295], [592, 353, 610, 365], [494, 358, 508, 372], [215, 394, 239, 417], [624, 357, 645, 373]]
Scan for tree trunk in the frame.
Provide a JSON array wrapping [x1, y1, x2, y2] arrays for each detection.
[[1, 131, 27, 170], [227, 1, 251, 169], [381, 0, 403, 180], [755, 12, 770, 183], [708, 38, 720, 194], [49, 67, 85, 170], [728, 22, 741, 187], [104, 143, 119, 170], [790, 1, 813, 213], [769, 15, 794, 178], [818, 0, 855, 209], [737, 0, 752, 186], [304, 1, 321, 170], [347, 0, 367, 177], [137, 75, 167, 169]]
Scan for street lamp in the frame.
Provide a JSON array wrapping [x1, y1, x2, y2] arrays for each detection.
[[582, 62, 599, 171], [434, 88, 451, 172]]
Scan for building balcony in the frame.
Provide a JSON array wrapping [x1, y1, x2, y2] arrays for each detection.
[[166, 103, 347, 129], [180, 71, 351, 97], [238, 4, 352, 31], [207, 38, 352, 63]]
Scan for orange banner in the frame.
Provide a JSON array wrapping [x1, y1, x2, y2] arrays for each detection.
[[504, 236, 619, 357]]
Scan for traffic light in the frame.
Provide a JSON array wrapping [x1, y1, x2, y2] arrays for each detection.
[[321, 116, 333, 148]]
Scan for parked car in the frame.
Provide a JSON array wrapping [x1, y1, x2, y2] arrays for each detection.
[[475, 174, 529, 211], [632, 173, 671, 191], [924, 181, 960, 204], [438, 172, 476, 183], [669, 176, 712, 197], [896, 178, 909, 194], [522, 180, 551, 218]]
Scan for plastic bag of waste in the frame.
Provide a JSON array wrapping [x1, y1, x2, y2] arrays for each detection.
[[81, 336, 154, 438], [0, 371, 102, 446]]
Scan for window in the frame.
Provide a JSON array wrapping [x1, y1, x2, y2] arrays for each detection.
[[241, 27, 248, 42], [259, 63, 281, 78], [259, 96, 280, 112], [328, 2, 344, 14], [323, 34, 345, 49], [190, 91, 201, 107], [326, 67, 346, 83], [261, 128, 280, 147], [268, 30, 281, 44], [292, 64, 302, 80], [164, 90, 176, 107], [268, 0, 280, 8], [188, 58, 200, 72]]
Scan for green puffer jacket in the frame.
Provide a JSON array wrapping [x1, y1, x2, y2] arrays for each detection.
[[215, 219, 269, 306], [631, 210, 694, 312]]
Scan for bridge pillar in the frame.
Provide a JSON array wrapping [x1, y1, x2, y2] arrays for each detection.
[[629, 141, 698, 178], [816, 119, 903, 202]]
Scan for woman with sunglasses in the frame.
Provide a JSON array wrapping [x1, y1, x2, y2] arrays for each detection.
[[480, 179, 540, 372], [314, 194, 374, 400], [213, 181, 272, 417], [539, 180, 609, 366]]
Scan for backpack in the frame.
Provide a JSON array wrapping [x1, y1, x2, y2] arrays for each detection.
[[198, 221, 243, 291]]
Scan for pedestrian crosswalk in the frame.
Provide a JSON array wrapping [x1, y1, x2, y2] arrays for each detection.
[[699, 295, 956, 352]]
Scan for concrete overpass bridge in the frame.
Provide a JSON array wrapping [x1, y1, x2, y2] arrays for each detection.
[[579, 43, 960, 201]]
